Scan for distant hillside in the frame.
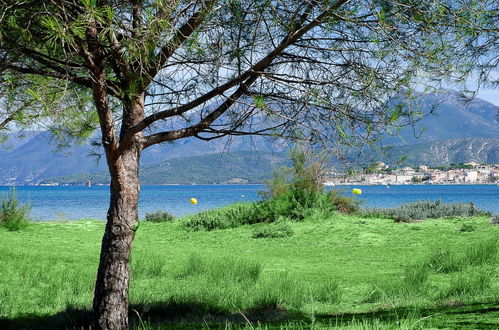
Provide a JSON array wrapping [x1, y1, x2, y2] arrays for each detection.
[[0, 132, 286, 185], [1, 89, 498, 184], [388, 89, 499, 145], [40, 151, 289, 185], [385, 138, 499, 167]]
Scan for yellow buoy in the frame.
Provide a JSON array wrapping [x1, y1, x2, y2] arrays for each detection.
[[189, 197, 198, 205], [352, 188, 362, 195]]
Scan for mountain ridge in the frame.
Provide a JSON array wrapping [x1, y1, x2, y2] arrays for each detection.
[[1, 89, 498, 184]]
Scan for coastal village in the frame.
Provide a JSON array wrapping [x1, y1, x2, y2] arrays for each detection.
[[326, 162, 499, 185]]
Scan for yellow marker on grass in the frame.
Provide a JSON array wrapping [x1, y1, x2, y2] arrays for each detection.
[[352, 188, 362, 195], [189, 197, 198, 205]]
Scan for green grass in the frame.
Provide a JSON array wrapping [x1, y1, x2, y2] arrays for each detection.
[[0, 213, 498, 329]]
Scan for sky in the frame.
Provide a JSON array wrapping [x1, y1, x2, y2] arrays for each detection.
[[476, 88, 499, 106]]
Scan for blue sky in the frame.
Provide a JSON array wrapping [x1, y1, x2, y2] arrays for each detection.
[[477, 88, 499, 106]]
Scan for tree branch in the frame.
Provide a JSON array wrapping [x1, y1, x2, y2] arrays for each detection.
[[142, 0, 217, 87], [130, 0, 350, 140]]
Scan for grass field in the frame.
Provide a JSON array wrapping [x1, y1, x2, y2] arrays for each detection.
[[0, 212, 498, 329]]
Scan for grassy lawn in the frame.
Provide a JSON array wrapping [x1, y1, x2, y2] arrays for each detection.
[[0, 213, 498, 329]]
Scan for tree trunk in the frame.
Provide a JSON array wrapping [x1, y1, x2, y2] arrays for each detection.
[[92, 142, 141, 329]]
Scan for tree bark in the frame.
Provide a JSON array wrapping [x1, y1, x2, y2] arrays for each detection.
[[92, 132, 142, 329]]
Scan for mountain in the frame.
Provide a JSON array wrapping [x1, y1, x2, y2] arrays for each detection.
[[0, 132, 286, 185], [388, 89, 499, 144], [39, 151, 289, 185], [385, 138, 499, 167], [0, 89, 498, 184]]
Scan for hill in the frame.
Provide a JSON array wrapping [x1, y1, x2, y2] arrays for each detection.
[[385, 138, 499, 167], [1, 89, 498, 184], [389, 89, 499, 145], [40, 151, 289, 185]]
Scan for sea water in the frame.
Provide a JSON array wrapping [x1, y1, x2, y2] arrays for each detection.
[[0, 184, 497, 221]]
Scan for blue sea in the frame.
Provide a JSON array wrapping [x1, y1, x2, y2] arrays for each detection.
[[0, 184, 497, 221]]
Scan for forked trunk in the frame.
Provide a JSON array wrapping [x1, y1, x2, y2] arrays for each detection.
[[92, 144, 141, 329]]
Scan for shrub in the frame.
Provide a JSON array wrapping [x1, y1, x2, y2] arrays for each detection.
[[491, 215, 499, 225], [251, 222, 294, 238], [327, 189, 361, 214], [183, 210, 232, 231], [258, 166, 289, 200], [361, 200, 490, 222], [144, 210, 175, 222], [459, 223, 475, 232], [0, 188, 31, 231], [183, 203, 259, 231], [257, 146, 336, 218]]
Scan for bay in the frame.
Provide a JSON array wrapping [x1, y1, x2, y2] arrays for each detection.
[[0, 184, 497, 221]]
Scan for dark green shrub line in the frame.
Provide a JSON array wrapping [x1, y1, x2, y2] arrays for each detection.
[[0, 188, 31, 231], [144, 210, 175, 223], [361, 200, 492, 222]]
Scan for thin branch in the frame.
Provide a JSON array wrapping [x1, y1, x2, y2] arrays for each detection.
[[143, 0, 218, 87], [130, 0, 350, 139]]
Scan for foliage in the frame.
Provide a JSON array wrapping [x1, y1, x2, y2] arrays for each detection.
[[459, 222, 476, 232], [259, 146, 358, 218], [361, 200, 491, 222], [0, 188, 30, 231], [251, 221, 294, 239], [183, 203, 259, 231], [144, 210, 175, 223], [258, 166, 289, 200], [327, 189, 361, 214], [491, 215, 499, 225]]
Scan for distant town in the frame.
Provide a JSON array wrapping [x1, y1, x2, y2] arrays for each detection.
[[326, 162, 499, 185]]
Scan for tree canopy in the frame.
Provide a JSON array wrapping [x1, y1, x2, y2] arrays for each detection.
[[0, 0, 495, 150]]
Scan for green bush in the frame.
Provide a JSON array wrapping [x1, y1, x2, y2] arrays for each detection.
[[491, 215, 499, 225], [361, 200, 491, 222], [459, 223, 476, 232], [144, 210, 175, 222], [327, 189, 361, 214], [183, 203, 259, 231], [183, 147, 359, 231], [0, 188, 31, 231], [251, 222, 294, 238], [258, 166, 289, 200]]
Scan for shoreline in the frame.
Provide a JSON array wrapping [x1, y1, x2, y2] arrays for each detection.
[[0, 182, 498, 187]]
